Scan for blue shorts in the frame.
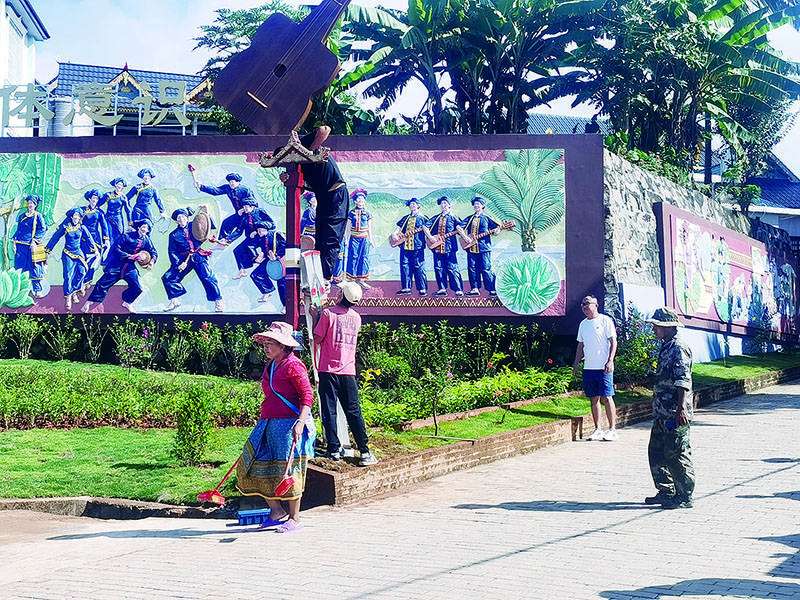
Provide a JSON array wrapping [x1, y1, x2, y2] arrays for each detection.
[[583, 369, 614, 398]]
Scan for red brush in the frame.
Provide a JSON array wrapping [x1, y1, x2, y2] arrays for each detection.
[[197, 459, 239, 505]]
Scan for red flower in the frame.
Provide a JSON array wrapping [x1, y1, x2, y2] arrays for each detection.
[[487, 362, 494, 369], [547, 358, 553, 364], [201, 323, 208, 330]]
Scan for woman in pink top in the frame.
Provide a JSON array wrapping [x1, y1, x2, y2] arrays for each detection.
[[236, 321, 316, 533]]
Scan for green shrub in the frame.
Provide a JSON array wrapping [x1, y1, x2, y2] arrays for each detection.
[[81, 315, 108, 364], [615, 305, 659, 384], [165, 319, 193, 373], [110, 319, 149, 370], [194, 322, 223, 375], [0, 313, 9, 357], [172, 389, 213, 466], [8, 314, 46, 359], [361, 350, 412, 387], [222, 323, 254, 378], [43, 314, 80, 361]]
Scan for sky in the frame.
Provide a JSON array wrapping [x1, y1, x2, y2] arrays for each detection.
[[29, 0, 800, 175]]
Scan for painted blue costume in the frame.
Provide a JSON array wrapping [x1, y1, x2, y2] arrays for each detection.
[[231, 208, 276, 271], [198, 181, 253, 240], [87, 230, 157, 305], [461, 212, 499, 294], [426, 212, 463, 294], [81, 206, 110, 283], [346, 207, 372, 281], [300, 206, 316, 237], [46, 219, 98, 297], [249, 231, 287, 307], [126, 182, 164, 223], [12, 210, 47, 294], [162, 224, 221, 302], [332, 238, 346, 283], [396, 213, 428, 294], [99, 190, 130, 246]]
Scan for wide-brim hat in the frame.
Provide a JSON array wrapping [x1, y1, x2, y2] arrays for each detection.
[[647, 307, 682, 327], [25, 194, 41, 205], [172, 207, 195, 221], [137, 168, 155, 179], [406, 197, 420, 207], [340, 281, 363, 304], [110, 177, 126, 187], [84, 189, 100, 201], [241, 196, 258, 207], [253, 321, 299, 348], [225, 172, 242, 182]]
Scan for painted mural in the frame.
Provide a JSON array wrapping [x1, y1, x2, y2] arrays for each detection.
[[0, 147, 566, 317], [664, 204, 797, 334]]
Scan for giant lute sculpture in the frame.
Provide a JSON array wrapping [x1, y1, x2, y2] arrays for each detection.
[[213, 0, 351, 135]]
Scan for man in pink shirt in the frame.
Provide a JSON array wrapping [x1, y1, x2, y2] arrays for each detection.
[[312, 281, 377, 466]]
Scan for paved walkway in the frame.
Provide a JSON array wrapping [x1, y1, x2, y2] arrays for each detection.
[[1, 384, 799, 600]]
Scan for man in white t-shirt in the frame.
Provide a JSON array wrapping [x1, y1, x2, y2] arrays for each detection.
[[572, 295, 618, 441]]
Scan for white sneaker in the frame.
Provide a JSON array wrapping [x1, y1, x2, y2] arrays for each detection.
[[587, 428, 605, 441], [602, 429, 618, 441]]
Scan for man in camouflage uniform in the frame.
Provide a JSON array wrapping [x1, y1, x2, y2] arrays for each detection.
[[645, 307, 695, 509]]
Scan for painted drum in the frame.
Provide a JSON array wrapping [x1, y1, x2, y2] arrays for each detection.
[[266, 258, 285, 280]]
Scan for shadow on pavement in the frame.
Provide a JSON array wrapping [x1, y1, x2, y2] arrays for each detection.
[[452, 500, 650, 512], [600, 578, 800, 599], [757, 533, 800, 579], [49, 526, 265, 541]]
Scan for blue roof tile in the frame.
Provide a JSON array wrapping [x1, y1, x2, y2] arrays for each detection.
[[750, 178, 800, 209], [526, 112, 611, 136]]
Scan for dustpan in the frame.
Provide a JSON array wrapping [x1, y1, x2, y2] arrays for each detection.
[[274, 437, 298, 497]]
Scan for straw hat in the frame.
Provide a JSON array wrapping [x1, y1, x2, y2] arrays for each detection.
[[253, 321, 299, 348]]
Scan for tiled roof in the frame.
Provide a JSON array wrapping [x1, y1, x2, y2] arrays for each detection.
[[749, 178, 800, 209], [53, 63, 211, 112], [526, 112, 611, 135]]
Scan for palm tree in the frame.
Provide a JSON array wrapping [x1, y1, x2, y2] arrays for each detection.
[[471, 148, 565, 251]]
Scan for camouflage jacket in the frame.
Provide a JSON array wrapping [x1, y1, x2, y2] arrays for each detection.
[[652, 333, 693, 421]]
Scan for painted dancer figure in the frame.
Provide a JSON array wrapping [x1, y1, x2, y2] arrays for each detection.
[[161, 208, 223, 313], [300, 192, 317, 242], [279, 126, 349, 284], [99, 177, 130, 247], [126, 168, 166, 224], [45, 207, 99, 311], [461, 196, 499, 297], [79, 189, 110, 291], [195, 172, 254, 242], [82, 218, 157, 313], [230, 197, 275, 280], [12, 195, 48, 299], [249, 221, 287, 307], [393, 198, 428, 296], [424, 196, 468, 297], [344, 189, 374, 290]]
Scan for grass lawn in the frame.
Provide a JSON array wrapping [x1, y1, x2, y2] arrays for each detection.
[[692, 352, 800, 388], [1, 350, 797, 504]]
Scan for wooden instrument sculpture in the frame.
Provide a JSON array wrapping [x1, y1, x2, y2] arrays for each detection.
[[460, 220, 516, 250], [213, 0, 352, 135]]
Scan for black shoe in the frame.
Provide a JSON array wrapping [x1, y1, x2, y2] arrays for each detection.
[[465, 289, 480, 296], [661, 496, 693, 509], [396, 289, 412, 295], [434, 289, 447, 296], [324, 451, 341, 461], [644, 490, 673, 505], [419, 290, 428, 296]]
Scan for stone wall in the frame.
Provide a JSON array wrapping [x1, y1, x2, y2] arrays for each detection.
[[603, 150, 751, 319]]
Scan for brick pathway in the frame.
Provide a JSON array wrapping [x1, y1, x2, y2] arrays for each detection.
[[1, 384, 799, 600]]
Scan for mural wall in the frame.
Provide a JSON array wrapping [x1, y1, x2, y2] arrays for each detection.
[[660, 203, 798, 336], [0, 145, 567, 318]]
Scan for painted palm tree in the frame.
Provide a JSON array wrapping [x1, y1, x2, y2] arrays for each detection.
[[471, 148, 565, 251]]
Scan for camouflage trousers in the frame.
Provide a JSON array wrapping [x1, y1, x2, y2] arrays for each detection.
[[648, 420, 695, 501]]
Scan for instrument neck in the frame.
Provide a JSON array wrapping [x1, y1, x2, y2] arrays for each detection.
[[302, 0, 351, 43]]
